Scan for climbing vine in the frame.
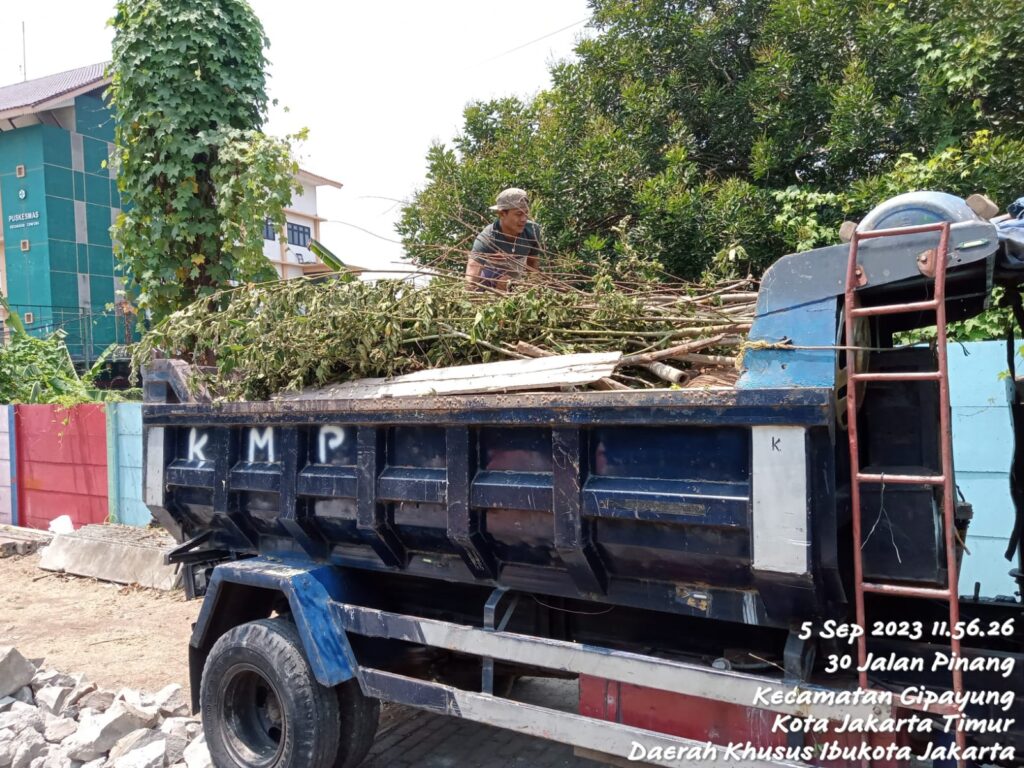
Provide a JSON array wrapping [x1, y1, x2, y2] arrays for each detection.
[[108, 0, 302, 322]]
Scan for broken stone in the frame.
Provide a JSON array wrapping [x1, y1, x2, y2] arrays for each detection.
[[152, 685, 189, 719], [41, 715, 75, 745], [10, 691, 32, 707], [0, 651, 36, 700], [32, 689, 72, 719], [182, 734, 211, 768], [63, 682, 96, 712], [109, 693, 157, 728], [79, 760, 104, 768], [10, 729, 46, 768], [61, 703, 152, 762], [28, 673, 72, 696], [0, 729, 15, 768], [160, 724, 188, 765], [0, 705, 43, 737], [74, 691, 113, 714], [106, 729, 162, 764], [110, 738, 164, 768], [112, 691, 152, 711], [39, 752, 73, 768], [0, 700, 15, 715], [159, 717, 201, 765]]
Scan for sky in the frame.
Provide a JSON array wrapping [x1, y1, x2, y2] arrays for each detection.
[[0, 1, 593, 271]]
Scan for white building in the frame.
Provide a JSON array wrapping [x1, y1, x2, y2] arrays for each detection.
[[263, 168, 342, 279]]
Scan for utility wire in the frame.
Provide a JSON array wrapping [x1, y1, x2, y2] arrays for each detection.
[[484, 17, 589, 62]]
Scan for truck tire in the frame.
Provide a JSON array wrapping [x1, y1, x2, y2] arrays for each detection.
[[332, 679, 379, 768], [201, 617, 342, 768]]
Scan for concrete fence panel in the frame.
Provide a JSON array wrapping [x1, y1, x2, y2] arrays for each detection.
[[14, 403, 109, 530], [0, 405, 12, 525], [106, 402, 151, 526]]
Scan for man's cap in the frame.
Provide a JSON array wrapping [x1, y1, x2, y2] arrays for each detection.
[[489, 187, 530, 212]]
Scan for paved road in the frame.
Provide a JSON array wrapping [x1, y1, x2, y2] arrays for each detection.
[[362, 678, 614, 768]]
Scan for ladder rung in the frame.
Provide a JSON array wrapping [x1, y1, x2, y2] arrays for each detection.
[[861, 582, 952, 599], [895, 695, 960, 717], [849, 371, 942, 382], [850, 299, 939, 318], [857, 472, 945, 485]]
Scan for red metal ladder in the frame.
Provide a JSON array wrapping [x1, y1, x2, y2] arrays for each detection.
[[843, 221, 967, 761]]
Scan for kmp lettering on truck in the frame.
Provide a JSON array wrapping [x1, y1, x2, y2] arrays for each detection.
[[319, 426, 347, 464], [248, 427, 276, 463], [187, 428, 209, 462]]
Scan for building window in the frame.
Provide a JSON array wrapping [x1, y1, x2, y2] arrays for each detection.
[[263, 219, 276, 240], [287, 222, 311, 248]]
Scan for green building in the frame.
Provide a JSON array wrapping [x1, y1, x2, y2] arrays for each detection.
[[0, 63, 131, 364]]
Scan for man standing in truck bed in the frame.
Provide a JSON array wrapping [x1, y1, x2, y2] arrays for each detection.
[[465, 187, 544, 292]]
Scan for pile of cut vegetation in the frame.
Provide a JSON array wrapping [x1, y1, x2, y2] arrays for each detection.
[[133, 267, 757, 401]]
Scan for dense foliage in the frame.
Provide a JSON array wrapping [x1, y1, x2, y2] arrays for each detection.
[[0, 299, 137, 404], [108, 0, 301, 322], [399, 0, 1024, 281]]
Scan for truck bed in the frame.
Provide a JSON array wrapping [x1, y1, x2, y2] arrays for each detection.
[[144, 382, 838, 629]]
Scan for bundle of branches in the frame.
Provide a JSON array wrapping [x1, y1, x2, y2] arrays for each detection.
[[132, 266, 756, 401]]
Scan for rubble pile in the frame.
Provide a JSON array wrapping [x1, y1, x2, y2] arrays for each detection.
[[0, 647, 210, 768]]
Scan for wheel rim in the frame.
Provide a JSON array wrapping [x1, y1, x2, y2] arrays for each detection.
[[221, 664, 286, 766]]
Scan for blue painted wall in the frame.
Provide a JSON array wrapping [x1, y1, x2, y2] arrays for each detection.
[[106, 403, 151, 526], [949, 341, 1019, 598]]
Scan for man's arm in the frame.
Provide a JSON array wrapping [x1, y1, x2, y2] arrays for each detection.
[[465, 256, 485, 289]]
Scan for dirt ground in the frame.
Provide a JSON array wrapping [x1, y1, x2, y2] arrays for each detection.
[[0, 552, 201, 693]]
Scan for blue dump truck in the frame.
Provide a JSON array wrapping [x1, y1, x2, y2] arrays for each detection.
[[143, 191, 1023, 768]]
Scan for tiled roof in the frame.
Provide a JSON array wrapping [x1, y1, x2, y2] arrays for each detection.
[[0, 62, 109, 117]]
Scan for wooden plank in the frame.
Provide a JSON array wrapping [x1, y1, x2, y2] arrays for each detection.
[[280, 352, 623, 401]]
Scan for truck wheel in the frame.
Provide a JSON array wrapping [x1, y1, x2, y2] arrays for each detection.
[[201, 617, 341, 768], [333, 679, 379, 768]]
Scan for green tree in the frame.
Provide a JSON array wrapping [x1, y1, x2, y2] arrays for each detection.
[[109, 0, 301, 322], [399, 0, 1024, 280]]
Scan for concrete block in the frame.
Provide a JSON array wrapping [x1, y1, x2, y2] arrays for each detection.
[[38, 533, 180, 592], [0, 650, 36, 699]]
